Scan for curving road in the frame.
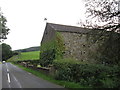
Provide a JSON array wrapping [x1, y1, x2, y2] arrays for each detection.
[[2, 62, 64, 89]]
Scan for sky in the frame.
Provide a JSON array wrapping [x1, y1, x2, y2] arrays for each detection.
[[0, 0, 86, 50]]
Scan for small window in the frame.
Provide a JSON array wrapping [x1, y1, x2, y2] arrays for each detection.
[[83, 45, 85, 47], [83, 51, 85, 54]]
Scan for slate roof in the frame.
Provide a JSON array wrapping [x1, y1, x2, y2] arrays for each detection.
[[47, 23, 96, 34]]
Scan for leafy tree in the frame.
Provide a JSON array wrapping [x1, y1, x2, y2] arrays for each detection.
[[0, 8, 10, 42], [78, 0, 120, 65], [80, 0, 120, 32], [0, 43, 13, 61]]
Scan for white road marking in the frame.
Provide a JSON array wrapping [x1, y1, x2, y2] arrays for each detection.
[[7, 68, 9, 72], [12, 74, 22, 88], [6, 63, 8, 68], [6, 63, 22, 88], [4, 63, 11, 88], [7, 73, 11, 83], [6, 63, 8, 70]]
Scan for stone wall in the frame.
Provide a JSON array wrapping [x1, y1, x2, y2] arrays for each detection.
[[41, 23, 56, 45], [59, 31, 120, 64]]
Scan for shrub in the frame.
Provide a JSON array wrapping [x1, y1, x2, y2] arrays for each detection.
[[39, 32, 65, 67], [40, 49, 55, 67], [53, 59, 120, 88]]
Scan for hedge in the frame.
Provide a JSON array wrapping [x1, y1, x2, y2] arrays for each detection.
[[53, 59, 120, 88]]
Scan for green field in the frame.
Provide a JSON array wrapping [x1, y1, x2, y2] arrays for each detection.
[[8, 51, 40, 61]]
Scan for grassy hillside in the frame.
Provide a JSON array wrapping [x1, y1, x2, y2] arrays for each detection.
[[8, 51, 40, 61], [15, 46, 40, 52]]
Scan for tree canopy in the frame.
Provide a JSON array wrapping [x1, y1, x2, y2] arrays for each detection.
[[80, 0, 120, 32], [0, 8, 10, 42], [0, 43, 13, 61]]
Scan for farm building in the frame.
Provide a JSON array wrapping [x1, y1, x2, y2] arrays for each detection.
[[40, 23, 120, 65]]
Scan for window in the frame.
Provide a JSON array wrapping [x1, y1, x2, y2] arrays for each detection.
[[83, 51, 85, 54], [83, 45, 85, 47]]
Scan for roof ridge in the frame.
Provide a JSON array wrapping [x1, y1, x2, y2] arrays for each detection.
[[47, 22, 83, 29], [47, 23, 56, 29], [46, 22, 115, 34]]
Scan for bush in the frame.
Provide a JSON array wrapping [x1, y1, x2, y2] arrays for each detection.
[[40, 49, 55, 67], [39, 32, 65, 67], [53, 59, 120, 88]]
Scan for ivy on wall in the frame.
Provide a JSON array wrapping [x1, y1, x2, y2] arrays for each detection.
[[55, 32, 65, 59], [39, 32, 65, 66], [40, 39, 55, 66]]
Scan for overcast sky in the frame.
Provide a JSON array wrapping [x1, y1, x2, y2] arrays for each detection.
[[0, 0, 86, 50]]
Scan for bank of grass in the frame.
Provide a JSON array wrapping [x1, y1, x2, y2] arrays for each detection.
[[8, 51, 40, 62], [18, 51, 40, 60], [7, 55, 19, 62], [12, 63, 89, 89]]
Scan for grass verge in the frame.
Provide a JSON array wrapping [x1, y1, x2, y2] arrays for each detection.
[[12, 62, 89, 89]]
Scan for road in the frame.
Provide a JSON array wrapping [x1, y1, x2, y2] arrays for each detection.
[[2, 62, 64, 89], [0, 63, 2, 90]]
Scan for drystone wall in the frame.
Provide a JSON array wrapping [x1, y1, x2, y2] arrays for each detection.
[[60, 31, 120, 64]]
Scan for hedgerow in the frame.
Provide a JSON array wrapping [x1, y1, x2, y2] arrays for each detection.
[[53, 59, 120, 88]]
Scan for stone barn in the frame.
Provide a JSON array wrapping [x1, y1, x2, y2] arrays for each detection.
[[40, 23, 120, 65]]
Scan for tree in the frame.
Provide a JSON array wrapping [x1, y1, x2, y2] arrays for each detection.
[[79, 0, 120, 65], [80, 0, 120, 32], [0, 43, 13, 61], [0, 8, 10, 42]]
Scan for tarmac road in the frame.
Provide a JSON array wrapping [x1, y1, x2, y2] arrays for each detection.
[[2, 62, 64, 89], [0, 63, 2, 90]]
